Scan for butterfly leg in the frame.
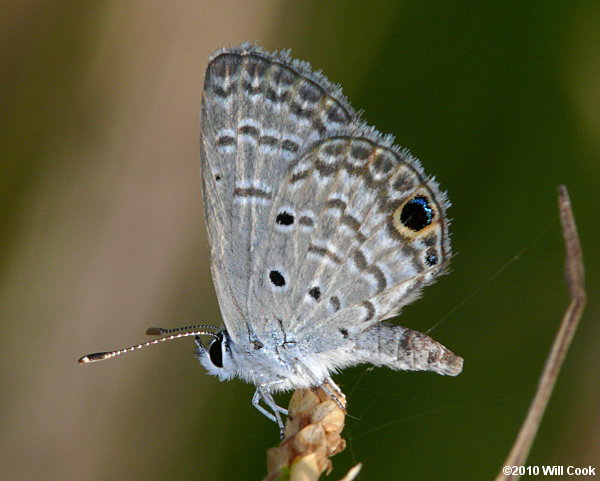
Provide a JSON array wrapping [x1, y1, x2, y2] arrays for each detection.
[[252, 385, 288, 438], [320, 377, 347, 410], [252, 388, 277, 422]]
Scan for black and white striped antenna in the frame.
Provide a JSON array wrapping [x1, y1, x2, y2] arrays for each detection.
[[78, 324, 220, 364]]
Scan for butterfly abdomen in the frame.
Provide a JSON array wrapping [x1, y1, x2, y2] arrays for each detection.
[[352, 322, 463, 376]]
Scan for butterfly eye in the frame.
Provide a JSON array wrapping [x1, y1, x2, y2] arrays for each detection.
[[208, 335, 223, 368]]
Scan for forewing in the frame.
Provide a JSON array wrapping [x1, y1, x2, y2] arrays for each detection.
[[200, 44, 355, 343]]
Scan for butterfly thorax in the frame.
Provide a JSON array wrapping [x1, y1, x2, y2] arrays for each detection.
[[196, 328, 355, 391]]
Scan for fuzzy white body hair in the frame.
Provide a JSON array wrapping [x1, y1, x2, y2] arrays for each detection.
[[197, 322, 462, 392]]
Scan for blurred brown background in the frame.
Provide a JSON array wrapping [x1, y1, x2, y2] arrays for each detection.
[[1, 1, 599, 480]]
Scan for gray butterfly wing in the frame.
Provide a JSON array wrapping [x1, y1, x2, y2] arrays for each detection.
[[257, 131, 451, 345], [200, 44, 356, 344]]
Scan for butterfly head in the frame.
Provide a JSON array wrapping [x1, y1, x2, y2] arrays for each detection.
[[196, 330, 235, 381]]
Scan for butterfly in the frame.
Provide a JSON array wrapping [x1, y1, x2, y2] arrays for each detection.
[[80, 43, 462, 436]]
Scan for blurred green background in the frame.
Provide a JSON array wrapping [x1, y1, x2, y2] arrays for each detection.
[[2, 1, 599, 480]]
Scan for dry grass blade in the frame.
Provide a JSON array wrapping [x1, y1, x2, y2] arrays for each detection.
[[263, 386, 360, 481], [495, 185, 586, 481]]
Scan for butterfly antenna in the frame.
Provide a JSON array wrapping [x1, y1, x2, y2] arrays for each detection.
[[145, 324, 220, 336], [78, 329, 218, 364]]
